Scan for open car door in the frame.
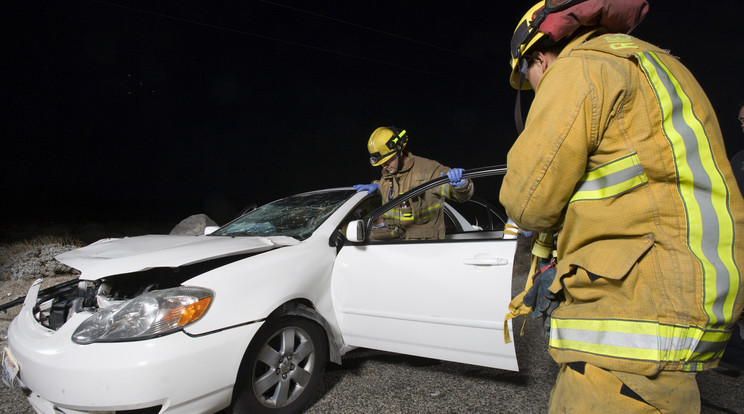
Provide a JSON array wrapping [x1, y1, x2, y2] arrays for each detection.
[[331, 167, 519, 371]]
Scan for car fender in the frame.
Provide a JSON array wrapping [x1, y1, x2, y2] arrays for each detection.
[[182, 240, 337, 336]]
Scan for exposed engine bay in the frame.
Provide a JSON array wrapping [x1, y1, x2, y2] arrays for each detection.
[[35, 253, 254, 330]]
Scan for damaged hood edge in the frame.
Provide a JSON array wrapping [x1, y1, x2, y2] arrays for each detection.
[[55, 234, 300, 280]]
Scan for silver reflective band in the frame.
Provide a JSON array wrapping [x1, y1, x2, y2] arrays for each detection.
[[570, 153, 648, 203]]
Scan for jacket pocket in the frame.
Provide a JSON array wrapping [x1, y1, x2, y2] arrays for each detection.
[[565, 234, 654, 280]]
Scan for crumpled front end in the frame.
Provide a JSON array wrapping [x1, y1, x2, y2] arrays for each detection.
[[6, 278, 262, 414], [3, 235, 296, 413]]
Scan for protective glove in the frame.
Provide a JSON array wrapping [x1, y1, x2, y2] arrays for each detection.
[[442, 168, 467, 187], [353, 183, 379, 194], [523, 258, 560, 335]]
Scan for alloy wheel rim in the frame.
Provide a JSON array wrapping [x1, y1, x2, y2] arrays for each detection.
[[252, 326, 316, 408]]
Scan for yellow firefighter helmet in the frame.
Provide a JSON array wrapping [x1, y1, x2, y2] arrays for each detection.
[[367, 126, 408, 166], [509, 2, 547, 90]]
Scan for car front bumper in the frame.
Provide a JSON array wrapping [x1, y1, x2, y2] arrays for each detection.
[[6, 282, 263, 414]]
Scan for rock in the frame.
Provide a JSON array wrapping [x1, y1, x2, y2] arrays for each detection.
[[169, 214, 218, 236]]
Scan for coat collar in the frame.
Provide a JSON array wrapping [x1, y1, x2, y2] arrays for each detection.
[[558, 27, 608, 58]]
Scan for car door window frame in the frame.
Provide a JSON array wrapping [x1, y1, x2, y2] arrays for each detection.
[[346, 166, 508, 244]]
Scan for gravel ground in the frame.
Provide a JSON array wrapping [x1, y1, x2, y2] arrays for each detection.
[[1, 234, 742, 414]]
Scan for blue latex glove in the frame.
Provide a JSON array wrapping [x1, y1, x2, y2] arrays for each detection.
[[523, 259, 560, 335], [442, 168, 466, 187], [353, 183, 379, 194]]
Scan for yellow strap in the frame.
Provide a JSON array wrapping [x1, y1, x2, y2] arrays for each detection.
[[531, 231, 554, 258], [503, 222, 520, 237], [503, 254, 540, 343]]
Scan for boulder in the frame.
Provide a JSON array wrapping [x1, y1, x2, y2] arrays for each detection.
[[169, 214, 218, 236]]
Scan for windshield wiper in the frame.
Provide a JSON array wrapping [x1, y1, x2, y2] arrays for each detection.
[[226, 231, 266, 237]]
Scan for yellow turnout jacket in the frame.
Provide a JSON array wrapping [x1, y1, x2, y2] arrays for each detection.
[[500, 29, 744, 375]]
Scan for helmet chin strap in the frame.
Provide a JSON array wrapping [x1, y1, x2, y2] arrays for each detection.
[[514, 58, 529, 134], [384, 151, 402, 174], [393, 151, 405, 173]]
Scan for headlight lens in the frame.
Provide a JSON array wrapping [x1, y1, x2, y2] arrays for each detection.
[[72, 286, 213, 344]]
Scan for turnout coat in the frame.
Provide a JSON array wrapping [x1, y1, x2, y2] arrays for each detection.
[[500, 29, 744, 375], [376, 153, 473, 240]]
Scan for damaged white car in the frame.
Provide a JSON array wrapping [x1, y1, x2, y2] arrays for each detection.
[[3, 166, 519, 414]]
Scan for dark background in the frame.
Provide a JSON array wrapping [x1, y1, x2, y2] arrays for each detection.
[[4, 0, 743, 227]]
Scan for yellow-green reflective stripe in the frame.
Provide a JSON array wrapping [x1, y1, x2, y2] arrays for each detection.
[[383, 202, 443, 222], [382, 183, 448, 221], [570, 153, 648, 202], [636, 51, 739, 326], [550, 318, 730, 363], [383, 210, 404, 219]]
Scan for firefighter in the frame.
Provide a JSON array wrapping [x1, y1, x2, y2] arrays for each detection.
[[730, 102, 744, 197], [500, 1, 744, 412], [353, 126, 473, 240]]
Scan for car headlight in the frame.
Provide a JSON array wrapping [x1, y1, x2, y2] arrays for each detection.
[[72, 286, 213, 344]]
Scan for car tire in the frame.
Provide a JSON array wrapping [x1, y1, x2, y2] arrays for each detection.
[[230, 316, 328, 414]]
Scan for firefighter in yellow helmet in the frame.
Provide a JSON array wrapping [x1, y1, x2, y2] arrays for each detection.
[[500, 1, 744, 412], [353, 126, 474, 240]]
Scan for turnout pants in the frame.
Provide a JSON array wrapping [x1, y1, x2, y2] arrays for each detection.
[[548, 362, 700, 413]]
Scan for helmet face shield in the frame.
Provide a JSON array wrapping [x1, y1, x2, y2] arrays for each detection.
[[509, 0, 591, 89], [510, 19, 534, 63], [509, 2, 546, 90]]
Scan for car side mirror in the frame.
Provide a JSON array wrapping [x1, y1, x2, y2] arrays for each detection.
[[344, 220, 365, 242], [204, 226, 219, 235]]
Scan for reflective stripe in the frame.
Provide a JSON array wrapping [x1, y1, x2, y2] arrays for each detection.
[[570, 153, 648, 202], [382, 183, 448, 222], [550, 318, 730, 370], [442, 182, 452, 198], [383, 202, 444, 222], [635, 51, 739, 327], [550, 51, 740, 368]]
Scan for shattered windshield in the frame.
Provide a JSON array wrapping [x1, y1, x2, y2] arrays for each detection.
[[212, 190, 356, 240]]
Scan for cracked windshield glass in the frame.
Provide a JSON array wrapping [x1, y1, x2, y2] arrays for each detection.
[[212, 190, 356, 239]]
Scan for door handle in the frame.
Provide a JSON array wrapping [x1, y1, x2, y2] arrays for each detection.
[[463, 257, 510, 266]]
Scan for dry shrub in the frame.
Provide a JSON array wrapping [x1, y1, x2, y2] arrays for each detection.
[[0, 236, 83, 281]]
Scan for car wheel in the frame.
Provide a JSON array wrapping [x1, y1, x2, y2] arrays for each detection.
[[231, 316, 328, 414]]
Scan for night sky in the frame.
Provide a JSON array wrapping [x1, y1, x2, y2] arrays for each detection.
[[4, 1, 743, 226]]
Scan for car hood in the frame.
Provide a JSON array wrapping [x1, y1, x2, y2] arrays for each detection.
[[55, 234, 300, 280]]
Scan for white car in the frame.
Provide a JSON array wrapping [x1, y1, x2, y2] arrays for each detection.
[[3, 166, 519, 414]]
